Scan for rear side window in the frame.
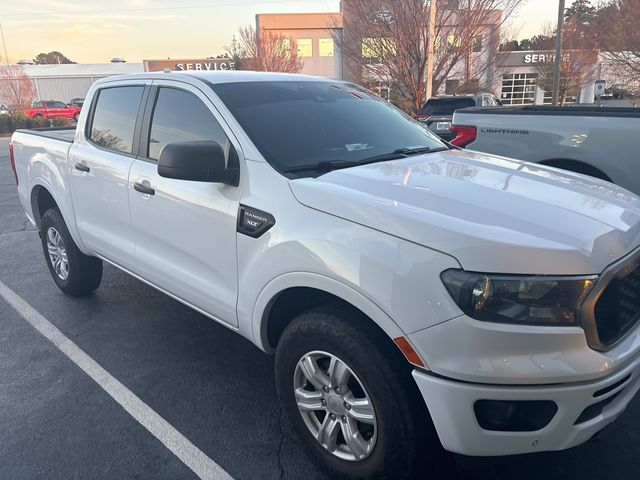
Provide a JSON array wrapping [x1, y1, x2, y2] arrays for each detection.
[[90, 86, 144, 154], [147, 87, 231, 161], [418, 97, 476, 115]]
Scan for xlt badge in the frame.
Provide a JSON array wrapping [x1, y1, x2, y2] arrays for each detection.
[[237, 205, 276, 238]]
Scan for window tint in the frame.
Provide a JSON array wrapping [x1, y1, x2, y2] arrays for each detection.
[[54, 101, 67, 108], [213, 81, 445, 174], [33, 102, 43, 108], [90, 86, 144, 154], [148, 87, 230, 161], [418, 97, 475, 115]]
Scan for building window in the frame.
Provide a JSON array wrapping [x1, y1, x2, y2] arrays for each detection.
[[362, 37, 395, 64], [541, 74, 578, 104], [319, 38, 334, 57], [445, 79, 460, 94], [275, 38, 291, 56], [472, 35, 483, 53], [297, 38, 313, 57], [500, 73, 537, 105], [447, 34, 462, 48], [364, 81, 392, 101]]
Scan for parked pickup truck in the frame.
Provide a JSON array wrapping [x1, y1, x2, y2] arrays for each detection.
[[415, 93, 502, 142], [10, 72, 640, 479], [450, 106, 640, 195], [26, 100, 82, 121]]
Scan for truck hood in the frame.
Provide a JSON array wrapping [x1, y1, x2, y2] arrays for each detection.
[[289, 149, 640, 274]]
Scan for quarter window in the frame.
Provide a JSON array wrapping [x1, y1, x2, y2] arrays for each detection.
[[148, 87, 231, 161], [90, 86, 144, 154]]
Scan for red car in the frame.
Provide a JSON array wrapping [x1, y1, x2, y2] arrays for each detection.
[[26, 100, 81, 121]]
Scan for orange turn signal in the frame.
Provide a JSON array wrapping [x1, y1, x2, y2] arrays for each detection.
[[393, 336, 425, 368]]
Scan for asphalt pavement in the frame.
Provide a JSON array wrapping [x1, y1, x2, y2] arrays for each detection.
[[0, 135, 639, 479]]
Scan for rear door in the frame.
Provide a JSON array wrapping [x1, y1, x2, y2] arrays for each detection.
[[53, 101, 70, 117], [127, 79, 242, 327], [44, 101, 59, 118], [69, 82, 148, 268]]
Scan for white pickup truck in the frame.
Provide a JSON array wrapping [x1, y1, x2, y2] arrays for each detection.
[[450, 106, 640, 196], [9, 71, 640, 479]]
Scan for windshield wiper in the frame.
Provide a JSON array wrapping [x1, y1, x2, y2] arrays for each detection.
[[284, 146, 448, 174], [393, 146, 449, 155], [284, 160, 360, 173]]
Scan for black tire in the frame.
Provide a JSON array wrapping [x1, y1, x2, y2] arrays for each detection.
[[275, 305, 448, 479], [40, 208, 103, 297]]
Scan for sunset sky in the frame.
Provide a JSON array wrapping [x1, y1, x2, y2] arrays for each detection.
[[1, 0, 574, 64]]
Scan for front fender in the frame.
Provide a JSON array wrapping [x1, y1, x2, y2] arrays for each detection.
[[251, 271, 408, 353]]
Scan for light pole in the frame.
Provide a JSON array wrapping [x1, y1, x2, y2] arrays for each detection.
[[425, 0, 437, 100], [551, 0, 565, 106]]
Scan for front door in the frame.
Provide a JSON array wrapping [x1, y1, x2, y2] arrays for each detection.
[[128, 81, 241, 326], [69, 84, 147, 268]]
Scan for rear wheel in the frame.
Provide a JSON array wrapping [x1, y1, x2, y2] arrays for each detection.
[[40, 208, 103, 296], [275, 306, 446, 479]]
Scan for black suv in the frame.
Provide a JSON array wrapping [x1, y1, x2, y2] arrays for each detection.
[[416, 93, 502, 141]]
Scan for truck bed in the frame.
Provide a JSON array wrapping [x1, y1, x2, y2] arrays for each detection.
[[456, 105, 640, 118], [15, 126, 76, 143]]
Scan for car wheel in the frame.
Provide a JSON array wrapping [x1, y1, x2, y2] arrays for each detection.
[[40, 208, 103, 296], [275, 305, 448, 479]]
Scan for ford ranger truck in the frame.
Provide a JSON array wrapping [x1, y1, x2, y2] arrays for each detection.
[[9, 71, 640, 480]]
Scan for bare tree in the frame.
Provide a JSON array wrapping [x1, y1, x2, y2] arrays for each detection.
[[229, 25, 303, 73], [0, 64, 34, 113], [337, 0, 522, 113], [533, 21, 598, 105], [594, 0, 640, 80]]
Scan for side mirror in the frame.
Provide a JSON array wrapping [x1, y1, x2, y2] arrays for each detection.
[[157, 141, 239, 186]]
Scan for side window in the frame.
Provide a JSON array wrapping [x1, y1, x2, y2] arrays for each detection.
[[148, 87, 231, 161], [33, 101, 42, 108], [45, 102, 56, 108], [55, 101, 67, 108], [90, 86, 144, 154]]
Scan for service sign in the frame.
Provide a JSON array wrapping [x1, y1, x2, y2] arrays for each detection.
[[144, 59, 237, 72], [595, 79, 606, 96]]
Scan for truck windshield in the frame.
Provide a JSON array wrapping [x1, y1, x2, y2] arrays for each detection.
[[212, 81, 446, 176]]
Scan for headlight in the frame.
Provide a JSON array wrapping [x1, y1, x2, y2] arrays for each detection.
[[440, 269, 597, 326]]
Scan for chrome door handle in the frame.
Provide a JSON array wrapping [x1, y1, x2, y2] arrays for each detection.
[[74, 162, 90, 172]]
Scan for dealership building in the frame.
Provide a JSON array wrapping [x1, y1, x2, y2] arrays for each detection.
[[493, 50, 599, 105]]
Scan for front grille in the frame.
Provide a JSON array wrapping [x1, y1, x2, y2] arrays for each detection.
[[594, 264, 640, 346]]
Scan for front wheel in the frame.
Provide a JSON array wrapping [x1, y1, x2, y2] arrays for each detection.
[[275, 306, 446, 479], [40, 208, 103, 296]]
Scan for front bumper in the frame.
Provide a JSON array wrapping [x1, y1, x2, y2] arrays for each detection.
[[412, 351, 640, 456]]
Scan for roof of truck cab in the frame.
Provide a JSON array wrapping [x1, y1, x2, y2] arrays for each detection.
[[183, 70, 331, 83], [96, 70, 334, 86]]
